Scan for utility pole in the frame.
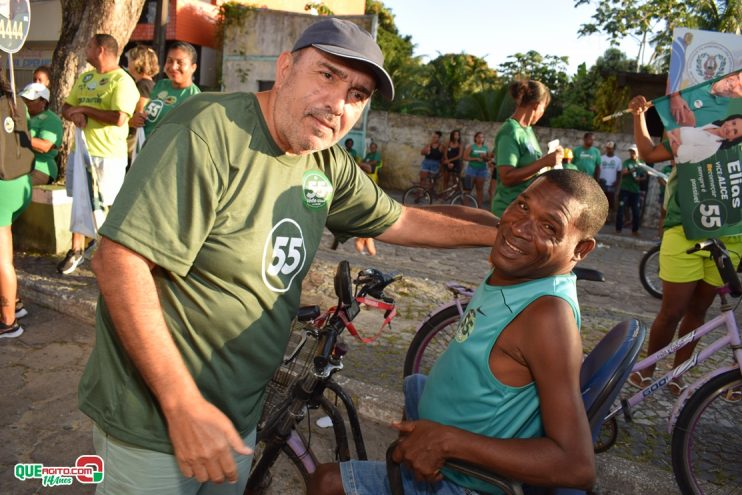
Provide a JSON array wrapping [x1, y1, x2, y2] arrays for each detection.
[[153, 0, 169, 76]]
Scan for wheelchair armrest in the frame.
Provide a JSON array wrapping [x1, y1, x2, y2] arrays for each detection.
[[446, 459, 525, 495], [386, 440, 523, 495]]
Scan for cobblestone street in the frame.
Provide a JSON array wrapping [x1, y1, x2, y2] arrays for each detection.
[[7, 223, 741, 493]]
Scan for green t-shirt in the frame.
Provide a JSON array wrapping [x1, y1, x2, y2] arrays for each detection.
[[143, 78, 201, 137], [619, 159, 645, 193], [572, 146, 601, 177], [468, 144, 489, 170], [78, 92, 401, 453], [491, 119, 542, 217], [28, 109, 63, 179], [653, 87, 729, 131], [363, 150, 381, 172], [66, 68, 138, 158]]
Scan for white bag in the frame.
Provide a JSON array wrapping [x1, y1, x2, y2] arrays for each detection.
[[69, 128, 102, 239], [130, 127, 146, 164]]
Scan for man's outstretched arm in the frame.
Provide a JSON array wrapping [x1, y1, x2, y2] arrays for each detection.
[[376, 205, 498, 248]]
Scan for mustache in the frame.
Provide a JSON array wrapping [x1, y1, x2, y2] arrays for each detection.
[[305, 109, 338, 133]]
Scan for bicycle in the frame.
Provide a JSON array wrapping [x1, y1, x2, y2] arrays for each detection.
[[402, 172, 478, 208], [245, 261, 400, 494], [639, 242, 662, 299], [595, 239, 742, 494], [402, 266, 605, 377]]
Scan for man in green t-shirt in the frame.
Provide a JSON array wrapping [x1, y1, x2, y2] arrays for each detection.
[[60, 34, 139, 275], [359, 141, 382, 181], [615, 146, 647, 235], [81, 19, 500, 493], [572, 132, 602, 180], [19, 82, 63, 185]]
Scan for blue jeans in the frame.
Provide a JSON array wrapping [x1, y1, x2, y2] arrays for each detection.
[[420, 159, 441, 174], [340, 375, 478, 495], [616, 190, 640, 233]]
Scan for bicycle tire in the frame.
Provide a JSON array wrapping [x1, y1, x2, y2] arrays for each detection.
[[593, 416, 618, 453], [403, 303, 466, 377], [246, 435, 311, 494], [450, 193, 479, 209], [639, 244, 662, 299], [671, 369, 742, 495], [402, 186, 432, 205]]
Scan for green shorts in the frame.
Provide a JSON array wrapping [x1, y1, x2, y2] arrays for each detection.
[[0, 174, 32, 227], [92, 424, 256, 494], [659, 225, 742, 286]]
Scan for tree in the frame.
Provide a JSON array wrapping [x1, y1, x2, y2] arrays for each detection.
[[575, 0, 742, 70], [50, 0, 147, 170], [497, 51, 570, 97], [423, 53, 499, 117], [456, 87, 510, 122]]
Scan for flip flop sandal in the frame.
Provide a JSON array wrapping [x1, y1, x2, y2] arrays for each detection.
[[668, 380, 687, 397], [628, 372, 652, 390]]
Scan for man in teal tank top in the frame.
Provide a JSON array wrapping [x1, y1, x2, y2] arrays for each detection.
[[311, 170, 609, 495]]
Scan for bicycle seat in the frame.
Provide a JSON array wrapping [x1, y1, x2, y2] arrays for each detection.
[[573, 267, 605, 282], [445, 282, 474, 297]]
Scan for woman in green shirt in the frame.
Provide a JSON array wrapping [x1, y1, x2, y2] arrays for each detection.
[[20, 83, 63, 185], [491, 80, 563, 217], [130, 41, 200, 139]]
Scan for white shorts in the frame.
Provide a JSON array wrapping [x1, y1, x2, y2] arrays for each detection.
[[66, 155, 127, 206]]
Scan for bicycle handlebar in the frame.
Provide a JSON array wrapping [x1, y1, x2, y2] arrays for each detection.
[[687, 239, 742, 297]]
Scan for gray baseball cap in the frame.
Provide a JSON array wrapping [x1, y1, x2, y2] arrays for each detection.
[[292, 18, 395, 101]]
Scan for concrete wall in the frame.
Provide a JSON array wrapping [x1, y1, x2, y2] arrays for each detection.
[[368, 111, 668, 228], [221, 10, 375, 93]]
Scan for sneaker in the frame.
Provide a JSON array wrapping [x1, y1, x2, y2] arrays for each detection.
[[0, 320, 23, 339], [57, 249, 84, 275], [15, 299, 28, 319]]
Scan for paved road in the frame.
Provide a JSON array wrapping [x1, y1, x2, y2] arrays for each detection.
[[10, 223, 742, 493]]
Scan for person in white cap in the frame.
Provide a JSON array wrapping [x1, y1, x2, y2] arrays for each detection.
[[20, 82, 63, 186], [80, 18, 499, 493]]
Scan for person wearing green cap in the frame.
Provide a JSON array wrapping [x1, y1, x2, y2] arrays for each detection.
[[81, 18, 500, 492]]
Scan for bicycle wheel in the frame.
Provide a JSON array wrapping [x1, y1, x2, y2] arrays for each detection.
[[639, 244, 662, 299], [247, 432, 312, 495], [450, 193, 479, 209], [593, 416, 618, 453], [402, 186, 432, 205], [403, 303, 466, 377], [671, 369, 742, 494]]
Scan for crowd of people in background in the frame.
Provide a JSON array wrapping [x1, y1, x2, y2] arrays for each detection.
[[0, 34, 202, 339]]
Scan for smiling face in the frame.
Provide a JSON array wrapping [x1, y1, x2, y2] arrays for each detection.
[[165, 48, 197, 88], [712, 73, 742, 98], [270, 48, 375, 155], [490, 179, 591, 284], [720, 118, 742, 141]]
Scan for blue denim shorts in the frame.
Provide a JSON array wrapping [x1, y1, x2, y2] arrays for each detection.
[[466, 166, 489, 179], [420, 159, 441, 174], [340, 375, 478, 495]]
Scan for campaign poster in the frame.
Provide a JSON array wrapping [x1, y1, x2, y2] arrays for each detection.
[[653, 70, 742, 238], [667, 28, 742, 94]]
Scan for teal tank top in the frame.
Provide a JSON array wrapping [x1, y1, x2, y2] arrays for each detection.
[[468, 144, 489, 169], [417, 273, 580, 494]]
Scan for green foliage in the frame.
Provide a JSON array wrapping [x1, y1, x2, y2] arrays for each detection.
[[550, 104, 596, 130], [592, 76, 630, 132], [497, 50, 570, 97], [304, 2, 334, 15], [216, 1, 257, 51], [456, 87, 510, 122], [575, 0, 742, 70], [424, 53, 499, 117]]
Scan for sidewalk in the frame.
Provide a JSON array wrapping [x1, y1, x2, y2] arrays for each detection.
[[11, 228, 680, 494]]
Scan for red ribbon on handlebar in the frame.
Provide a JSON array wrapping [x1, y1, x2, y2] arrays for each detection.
[[340, 296, 397, 344]]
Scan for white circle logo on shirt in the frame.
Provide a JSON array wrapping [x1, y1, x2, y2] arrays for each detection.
[[302, 170, 334, 209], [455, 307, 477, 343], [3, 116, 14, 133], [262, 219, 307, 293]]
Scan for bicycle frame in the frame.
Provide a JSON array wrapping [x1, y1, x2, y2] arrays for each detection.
[[412, 282, 473, 335], [605, 294, 742, 433]]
